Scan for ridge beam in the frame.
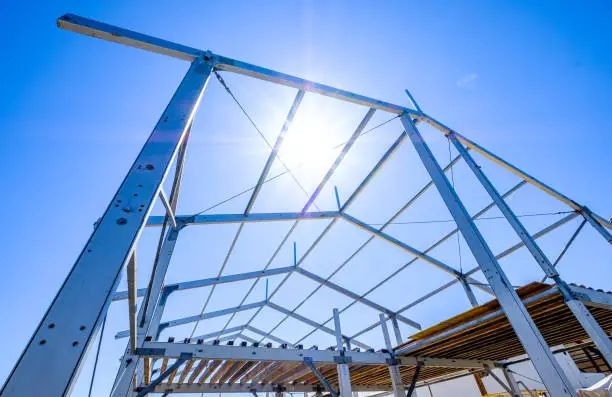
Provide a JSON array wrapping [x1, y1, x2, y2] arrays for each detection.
[[57, 14, 419, 116]]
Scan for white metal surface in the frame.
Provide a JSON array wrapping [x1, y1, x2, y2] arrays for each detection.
[[333, 309, 353, 397], [502, 368, 523, 397], [0, 59, 212, 397], [126, 252, 138, 353], [138, 341, 389, 364], [380, 314, 405, 397], [112, 228, 184, 396]]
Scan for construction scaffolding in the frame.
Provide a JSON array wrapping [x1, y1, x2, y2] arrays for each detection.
[[1, 13, 611, 397]]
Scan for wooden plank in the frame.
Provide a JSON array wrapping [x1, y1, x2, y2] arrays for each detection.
[[198, 360, 222, 385], [166, 360, 181, 384], [227, 361, 256, 385], [267, 362, 301, 384], [143, 357, 151, 385], [240, 362, 273, 384], [218, 361, 244, 384], [177, 359, 196, 384], [210, 360, 234, 384], [188, 360, 208, 384], [251, 362, 283, 384], [160, 358, 169, 375]]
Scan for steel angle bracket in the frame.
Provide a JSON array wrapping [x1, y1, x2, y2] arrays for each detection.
[[334, 350, 353, 364]]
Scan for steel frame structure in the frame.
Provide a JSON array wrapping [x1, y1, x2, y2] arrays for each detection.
[[1, 12, 611, 397]]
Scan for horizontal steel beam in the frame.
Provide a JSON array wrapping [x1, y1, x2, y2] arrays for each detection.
[[150, 383, 392, 394], [57, 14, 202, 60], [113, 266, 294, 301], [569, 285, 612, 309], [57, 14, 419, 116], [294, 267, 421, 330], [395, 356, 495, 369], [136, 341, 492, 368], [115, 301, 266, 339], [146, 211, 340, 227], [138, 341, 388, 364], [159, 300, 265, 330]]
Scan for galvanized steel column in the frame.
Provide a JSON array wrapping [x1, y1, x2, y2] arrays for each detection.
[[401, 114, 577, 397]]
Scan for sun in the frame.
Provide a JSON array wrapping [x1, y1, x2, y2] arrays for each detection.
[[277, 109, 338, 173]]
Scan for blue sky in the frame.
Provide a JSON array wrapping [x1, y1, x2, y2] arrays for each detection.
[[1, 1, 611, 396]]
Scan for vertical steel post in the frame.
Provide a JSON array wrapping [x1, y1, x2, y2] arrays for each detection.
[[379, 314, 404, 397], [502, 368, 523, 397], [111, 228, 182, 396], [0, 58, 212, 397], [126, 252, 138, 353], [449, 131, 612, 369], [401, 115, 577, 397], [390, 316, 403, 346], [460, 278, 479, 307], [333, 309, 353, 397]]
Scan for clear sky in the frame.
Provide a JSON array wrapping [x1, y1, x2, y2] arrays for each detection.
[[1, 1, 611, 396]]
